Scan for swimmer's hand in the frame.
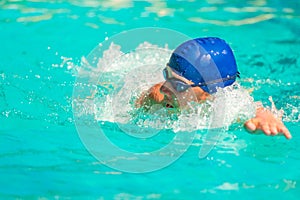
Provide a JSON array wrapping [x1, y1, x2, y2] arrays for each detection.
[[244, 107, 292, 139]]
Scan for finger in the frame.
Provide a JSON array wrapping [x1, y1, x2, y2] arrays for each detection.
[[261, 124, 271, 135], [244, 119, 257, 132], [270, 125, 278, 135], [279, 126, 292, 140]]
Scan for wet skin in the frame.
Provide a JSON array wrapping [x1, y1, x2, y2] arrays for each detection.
[[136, 81, 292, 140]]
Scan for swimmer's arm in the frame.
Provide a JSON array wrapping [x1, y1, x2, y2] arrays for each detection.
[[135, 82, 165, 108], [244, 102, 292, 139]]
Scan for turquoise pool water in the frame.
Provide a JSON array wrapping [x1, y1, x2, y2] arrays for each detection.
[[1, 0, 300, 199]]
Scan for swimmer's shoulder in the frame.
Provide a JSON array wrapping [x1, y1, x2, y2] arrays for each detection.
[[135, 82, 164, 108]]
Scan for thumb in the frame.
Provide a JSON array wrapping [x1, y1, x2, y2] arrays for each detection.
[[244, 118, 259, 132]]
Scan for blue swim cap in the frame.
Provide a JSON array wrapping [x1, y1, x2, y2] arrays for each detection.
[[168, 37, 239, 93]]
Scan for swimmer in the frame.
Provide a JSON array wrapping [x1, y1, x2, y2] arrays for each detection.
[[136, 37, 292, 139]]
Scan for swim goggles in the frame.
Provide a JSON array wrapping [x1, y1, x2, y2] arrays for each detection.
[[163, 65, 240, 92], [163, 65, 196, 92]]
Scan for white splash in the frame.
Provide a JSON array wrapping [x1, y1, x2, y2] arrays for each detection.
[[73, 42, 257, 132]]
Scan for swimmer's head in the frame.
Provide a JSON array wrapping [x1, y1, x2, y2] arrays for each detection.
[[167, 37, 240, 93]]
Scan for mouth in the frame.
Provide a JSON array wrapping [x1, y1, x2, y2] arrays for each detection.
[[162, 93, 176, 108], [165, 103, 174, 108], [160, 83, 178, 108]]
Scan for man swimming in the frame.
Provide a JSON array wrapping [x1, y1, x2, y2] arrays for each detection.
[[136, 37, 292, 139]]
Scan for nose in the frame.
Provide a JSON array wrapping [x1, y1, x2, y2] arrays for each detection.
[[160, 82, 173, 98], [160, 84, 169, 94], [160, 82, 176, 107]]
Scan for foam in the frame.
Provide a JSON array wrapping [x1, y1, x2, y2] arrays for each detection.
[[73, 42, 258, 132]]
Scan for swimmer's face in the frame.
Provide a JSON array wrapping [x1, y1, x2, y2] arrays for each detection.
[[160, 65, 210, 108], [160, 81, 209, 108]]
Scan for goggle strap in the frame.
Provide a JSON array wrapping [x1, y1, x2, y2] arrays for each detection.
[[194, 73, 240, 87]]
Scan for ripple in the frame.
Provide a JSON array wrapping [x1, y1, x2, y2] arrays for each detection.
[[188, 14, 275, 26]]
